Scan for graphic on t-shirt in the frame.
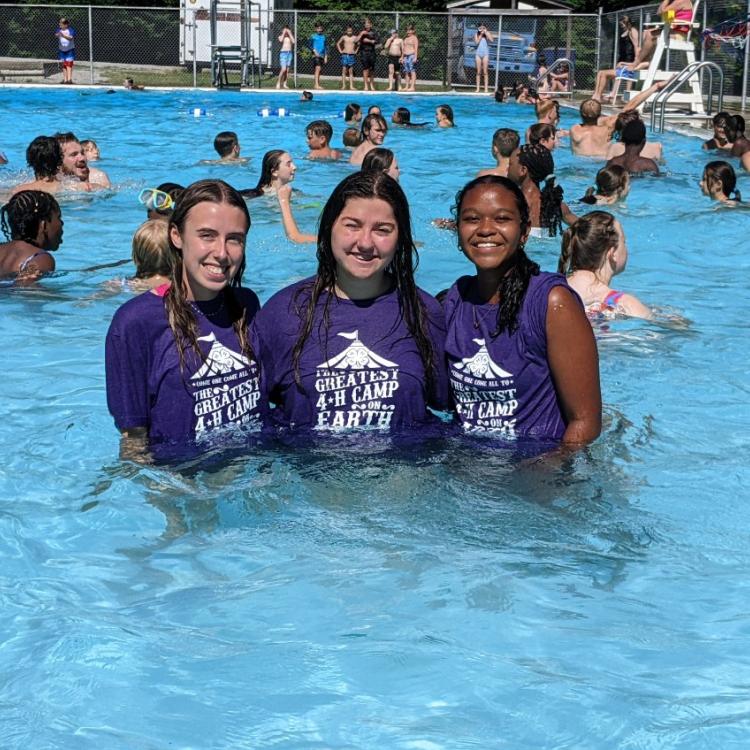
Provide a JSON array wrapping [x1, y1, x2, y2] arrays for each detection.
[[450, 338, 518, 436], [189, 332, 261, 437], [314, 330, 400, 429]]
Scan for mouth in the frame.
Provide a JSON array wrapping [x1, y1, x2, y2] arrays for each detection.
[[202, 262, 230, 281]]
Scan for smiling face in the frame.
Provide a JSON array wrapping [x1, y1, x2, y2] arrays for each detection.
[[457, 183, 529, 277], [366, 121, 387, 146], [60, 141, 88, 180], [330, 197, 398, 295], [82, 143, 99, 162], [273, 152, 296, 184], [170, 201, 248, 301]]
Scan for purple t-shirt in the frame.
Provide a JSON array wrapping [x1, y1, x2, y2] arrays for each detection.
[[443, 272, 574, 440], [105, 286, 263, 446], [253, 278, 450, 431]]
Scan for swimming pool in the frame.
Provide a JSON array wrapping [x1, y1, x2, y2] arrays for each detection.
[[1, 86, 749, 748]]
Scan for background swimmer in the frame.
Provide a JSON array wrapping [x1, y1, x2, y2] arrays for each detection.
[[700, 161, 742, 205], [559, 210, 652, 319], [580, 165, 630, 205], [361, 147, 400, 182]]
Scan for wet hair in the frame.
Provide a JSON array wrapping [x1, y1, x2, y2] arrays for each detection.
[[712, 112, 738, 142], [240, 149, 285, 199], [165, 179, 252, 370], [393, 107, 411, 124], [492, 128, 520, 158], [734, 114, 745, 135], [344, 103, 361, 122], [712, 111, 731, 126], [131, 219, 172, 279], [452, 175, 539, 337], [703, 160, 741, 201], [25, 136, 62, 179], [361, 147, 395, 174], [214, 131, 238, 158], [494, 88, 505, 103], [307, 120, 333, 142], [518, 143, 564, 237], [80, 139, 98, 152], [291, 170, 436, 391], [436, 104, 454, 125], [362, 113, 387, 141], [621, 119, 646, 146], [343, 127, 362, 148], [581, 164, 629, 204], [149, 181, 184, 218], [559, 210, 619, 274], [528, 123, 556, 147], [613, 109, 640, 141], [53, 131, 79, 148], [536, 99, 560, 122], [580, 98, 601, 125], [367, 105, 382, 116], [1, 190, 61, 244], [301, 90, 313, 101]]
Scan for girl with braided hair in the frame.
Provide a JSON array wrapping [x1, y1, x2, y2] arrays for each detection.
[[253, 170, 449, 432], [443, 175, 600, 445], [105, 179, 265, 456], [507, 143, 576, 238], [559, 210, 652, 319], [0, 190, 63, 282]]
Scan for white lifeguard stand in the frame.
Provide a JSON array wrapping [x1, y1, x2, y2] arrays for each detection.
[[621, 0, 704, 117]]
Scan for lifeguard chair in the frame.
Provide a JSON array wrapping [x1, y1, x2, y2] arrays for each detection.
[[620, 1, 704, 118]]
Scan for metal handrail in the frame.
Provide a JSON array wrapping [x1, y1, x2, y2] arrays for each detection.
[[535, 57, 575, 95], [647, 61, 723, 133]]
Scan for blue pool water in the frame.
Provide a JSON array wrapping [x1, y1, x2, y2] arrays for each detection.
[[1, 87, 749, 748]]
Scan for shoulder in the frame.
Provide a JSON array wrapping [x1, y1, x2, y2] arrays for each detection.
[[528, 272, 578, 310], [109, 289, 165, 331], [231, 285, 261, 316], [257, 277, 314, 320]]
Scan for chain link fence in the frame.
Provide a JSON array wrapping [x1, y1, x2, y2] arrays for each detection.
[[601, 1, 750, 109]]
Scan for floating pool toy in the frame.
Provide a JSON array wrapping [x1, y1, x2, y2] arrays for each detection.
[[191, 108, 207, 117], [257, 107, 290, 118]]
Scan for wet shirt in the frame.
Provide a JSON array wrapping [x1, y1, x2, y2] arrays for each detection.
[[105, 287, 264, 445], [253, 278, 450, 431], [443, 272, 573, 440]]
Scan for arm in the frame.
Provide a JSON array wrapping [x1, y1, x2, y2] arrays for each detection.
[[277, 185, 316, 244], [545, 285, 602, 446], [336, 36, 344, 53], [16, 252, 55, 285], [485, 29, 495, 42], [561, 201, 578, 226], [630, 27, 641, 60], [413, 36, 419, 61], [741, 151, 750, 172], [619, 292, 653, 319]]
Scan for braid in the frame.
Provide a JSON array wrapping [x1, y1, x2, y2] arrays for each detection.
[[539, 178, 564, 238], [558, 225, 575, 273], [492, 247, 540, 336], [0, 191, 60, 243]]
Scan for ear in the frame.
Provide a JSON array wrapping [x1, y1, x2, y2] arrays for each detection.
[[169, 224, 183, 250], [606, 246, 617, 268]]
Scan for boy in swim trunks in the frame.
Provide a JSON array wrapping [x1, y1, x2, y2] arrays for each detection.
[[276, 25, 295, 90], [401, 25, 419, 92], [309, 23, 327, 90], [383, 29, 403, 91], [55, 18, 75, 85], [337, 25, 358, 91]]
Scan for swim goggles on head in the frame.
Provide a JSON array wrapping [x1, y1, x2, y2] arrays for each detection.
[[138, 188, 174, 211]]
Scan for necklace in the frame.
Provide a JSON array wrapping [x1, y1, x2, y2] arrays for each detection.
[[190, 296, 225, 319]]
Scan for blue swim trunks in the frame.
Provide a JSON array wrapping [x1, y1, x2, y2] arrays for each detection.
[[341, 53, 356, 68], [615, 66, 636, 79], [58, 49, 75, 63], [279, 50, 293, 69], [402, 54, 416, 74]]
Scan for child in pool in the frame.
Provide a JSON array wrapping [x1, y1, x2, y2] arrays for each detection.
[[80, 139, 100, 162], [105, 179, 264, 456], [0, 190, 63, 283], [559, 210, 652, 319], [253, 170, 449, 432], [580, 165, 630, 206], [700, 161, 742, 205], [443, 175, 600, 445]]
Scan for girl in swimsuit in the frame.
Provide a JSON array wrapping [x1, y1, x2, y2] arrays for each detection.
[[580, 165, 631, 206], [700, 161, 742, 205], [559, 210, 652, 319], [474, 24, 495, 94], [0, 190, 63, 283]]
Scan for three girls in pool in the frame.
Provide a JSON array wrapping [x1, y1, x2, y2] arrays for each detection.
[[105, 175, 602, 459]]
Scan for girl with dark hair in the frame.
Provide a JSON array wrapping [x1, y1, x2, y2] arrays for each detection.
[[580, 165, 630, 205], [560, 210, 652, 319], [253, 170, 449, 432], [10, 136, 63, 196], [361, 147, 400, 182], [240, 150, 296, 199], [105, 179, 264, 454], [700, 161, 742, 204], [0, 190, 63, 281], [435, 104, 454, 128], [508, 143, 575, 237], [350, 113, 388, 165], [444, 175, 600, 444]]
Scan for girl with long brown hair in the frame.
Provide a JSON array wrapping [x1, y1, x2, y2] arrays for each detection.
[[105, 179, 264, 455]]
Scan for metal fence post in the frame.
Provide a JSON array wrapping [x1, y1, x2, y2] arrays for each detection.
[[493, 13, 503, 92], [88, 5, 94, 84], [192, 11, 198, 88], [743, 0, 750, 110], [293, 10, 297, 88], [595, 7, 602, 74], [613, 11, 619, 68]]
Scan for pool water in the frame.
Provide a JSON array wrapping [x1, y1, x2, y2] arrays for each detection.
[[1, 87, 749, 748]]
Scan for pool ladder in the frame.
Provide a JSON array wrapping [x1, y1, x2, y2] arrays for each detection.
[[535, 57, 575, 96]]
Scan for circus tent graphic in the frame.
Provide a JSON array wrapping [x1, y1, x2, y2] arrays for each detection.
[[453, 338, 513, 379], [319, 330, 397, 370], [191, 332, 251, 380]]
